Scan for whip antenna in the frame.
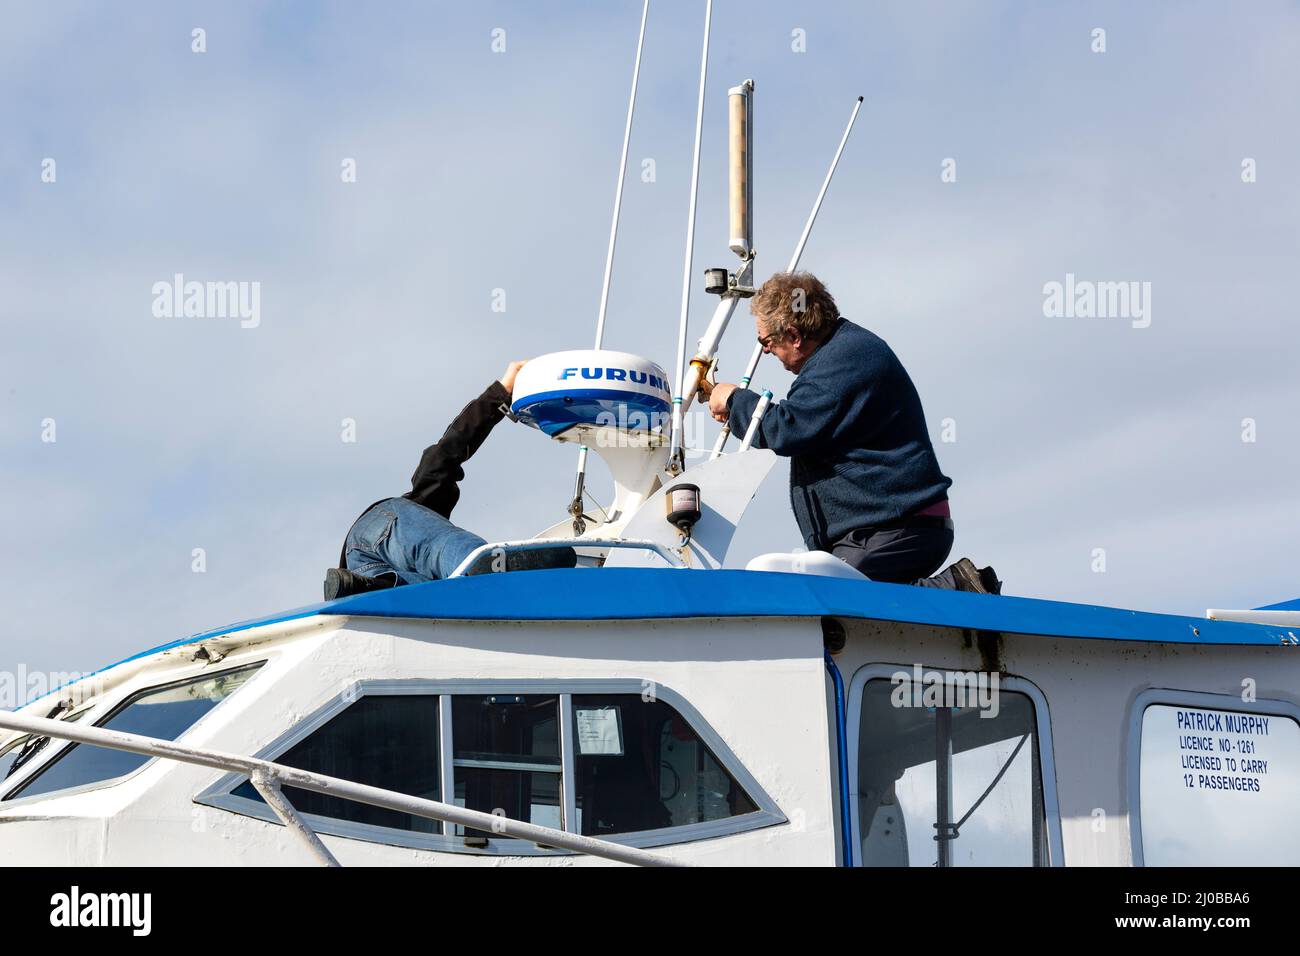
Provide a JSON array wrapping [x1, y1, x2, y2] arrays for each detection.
[[669, 0, 713, 474], [572, 0, 651, 533]]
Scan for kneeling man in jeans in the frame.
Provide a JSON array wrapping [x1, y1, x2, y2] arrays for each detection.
[[706, 272, 998, 593]]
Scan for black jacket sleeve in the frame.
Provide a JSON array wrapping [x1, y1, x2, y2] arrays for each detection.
[[403, 380, 511, 519]]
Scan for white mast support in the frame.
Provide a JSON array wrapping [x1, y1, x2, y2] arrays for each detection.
[[737, 389, 772, 452], [672, 77, 756, 442], [571, 443, 591, 534], [676, 289, 745, 426], [574, 0, 651, 531], [669, 0, 713, 474], [712, 95, 864, 458], [0, 710, 686, 868]]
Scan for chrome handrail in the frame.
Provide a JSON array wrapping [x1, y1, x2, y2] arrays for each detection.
[[448, 537, 688, 578], [0, 711, 684, 867]]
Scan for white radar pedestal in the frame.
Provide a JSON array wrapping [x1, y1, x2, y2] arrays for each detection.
[[512, 350, 673, 529], [512, 350, 776, 567]]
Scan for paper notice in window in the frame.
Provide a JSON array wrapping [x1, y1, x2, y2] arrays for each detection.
[[576, 707, 623, 756]]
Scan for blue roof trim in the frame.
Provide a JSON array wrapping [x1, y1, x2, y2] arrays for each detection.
[[133, 569, 1300, 654], [314, 570, 1292, 646], [24, 569, 1295, 711]]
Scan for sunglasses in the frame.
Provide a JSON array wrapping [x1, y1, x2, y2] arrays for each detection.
[[757, 328, 787, 350]]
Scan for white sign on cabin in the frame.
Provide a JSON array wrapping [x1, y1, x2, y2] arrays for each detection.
[[1139, 704, 1300, 865]]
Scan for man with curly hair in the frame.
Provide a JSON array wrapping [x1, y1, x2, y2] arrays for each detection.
[[705, 272, 999, 593]]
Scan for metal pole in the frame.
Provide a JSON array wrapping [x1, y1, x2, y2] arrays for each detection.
[[669, 0, 712, 474], [594, 0, 650, 351], [575, 0, 651, 529], [448, 536, 688, 578], [250, 770, 340, 867], [713, 95, 863, 458], [737, 389, 771, 452], [787, 95, 864, 275], [935, 706, 954, 867]]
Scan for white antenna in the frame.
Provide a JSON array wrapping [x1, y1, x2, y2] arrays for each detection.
[[669, 0, 713, 474], [593, 0, 650, 350], [571, 0, 651, 533], [788, 95, 863, 273], [712, 94, 864, 459]]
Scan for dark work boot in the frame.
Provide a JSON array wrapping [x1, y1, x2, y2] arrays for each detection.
[[947, 558, 1001, 595], [977, 565, 1003, 595], [324, 568, 400, 601]]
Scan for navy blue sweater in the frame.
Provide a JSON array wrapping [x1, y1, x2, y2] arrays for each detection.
[[727, 318, 952, 551]]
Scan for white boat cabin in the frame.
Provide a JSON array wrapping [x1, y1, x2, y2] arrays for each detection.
[[2, 568, 1296, 866]]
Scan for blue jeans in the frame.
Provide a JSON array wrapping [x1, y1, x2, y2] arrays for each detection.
[[344, 497, 487, 584]]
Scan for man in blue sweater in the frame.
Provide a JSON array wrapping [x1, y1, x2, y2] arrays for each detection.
[[706, 272, 999, 593]]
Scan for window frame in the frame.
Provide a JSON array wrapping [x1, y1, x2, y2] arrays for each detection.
[[449, 692, 564, 838], [1127, 687, 1300, 867], [1, 660, 268, 805], [196, 678, 785, 855], [846, 662, 1065, 867]]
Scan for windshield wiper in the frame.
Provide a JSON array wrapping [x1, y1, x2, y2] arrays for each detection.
[[4, 700, 72, 780]]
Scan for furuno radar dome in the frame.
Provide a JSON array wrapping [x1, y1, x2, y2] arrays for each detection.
[[511, 350, 672, 440]]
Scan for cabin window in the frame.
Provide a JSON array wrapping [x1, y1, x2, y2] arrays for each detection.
[[1136, 701, 1300, 865], [198, 679, 782, 852], [451, 695, 562, 835], [855, 677, 1049, 867], [571, 694, 757, 836], [233, 694, 442, 833], [4, 664, 263, 802]]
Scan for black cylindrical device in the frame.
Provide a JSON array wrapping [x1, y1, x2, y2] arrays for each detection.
[[665, 483, 702, 536]]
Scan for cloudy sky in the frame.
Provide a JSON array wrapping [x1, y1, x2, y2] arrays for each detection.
[[2, 1, 1297, 686]]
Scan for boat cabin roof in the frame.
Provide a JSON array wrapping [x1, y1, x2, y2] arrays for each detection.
[[141, 567, 1298, 661], [16, 568, 1297, 714]]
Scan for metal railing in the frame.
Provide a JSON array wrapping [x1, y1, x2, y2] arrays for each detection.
[[0, 711, 684, 867], [448, 537, 687, 578]]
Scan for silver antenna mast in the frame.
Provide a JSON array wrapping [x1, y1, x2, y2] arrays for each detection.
[[570, 0, 650, 534], [712, 94, 864, 458], [669, 0, 713, 475]]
